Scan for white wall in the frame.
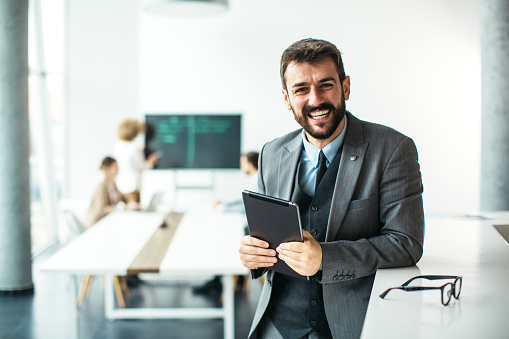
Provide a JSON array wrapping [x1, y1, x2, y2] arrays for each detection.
[[69, 0, 140, 201], [69, 0, 481, 214]]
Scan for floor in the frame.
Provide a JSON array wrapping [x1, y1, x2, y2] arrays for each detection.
[[0, 250, 262, 339]]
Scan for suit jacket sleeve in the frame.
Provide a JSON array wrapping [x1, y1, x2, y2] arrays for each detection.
[[320, 136, 424, 283]]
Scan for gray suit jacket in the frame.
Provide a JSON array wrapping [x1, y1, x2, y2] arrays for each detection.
[[249, 112, 424, 339]]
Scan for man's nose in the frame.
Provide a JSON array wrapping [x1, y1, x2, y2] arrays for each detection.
[[308, 86, 323, 107]]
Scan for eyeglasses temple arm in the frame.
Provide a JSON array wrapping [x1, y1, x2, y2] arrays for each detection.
[[379, 286, 441, 299], [401, 275, 460, 287]]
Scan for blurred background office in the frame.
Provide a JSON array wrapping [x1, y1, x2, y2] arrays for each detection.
[[26, 0, 489, 254], [1, 0, 508, 337]]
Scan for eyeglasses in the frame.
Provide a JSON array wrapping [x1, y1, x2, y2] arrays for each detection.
[[379, 275, 462, 306]]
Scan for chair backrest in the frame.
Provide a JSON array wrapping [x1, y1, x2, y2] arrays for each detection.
[[63, 209, 87, 238]]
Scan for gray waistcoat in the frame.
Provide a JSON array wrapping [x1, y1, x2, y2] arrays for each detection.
[[266, 148, 342, 339]]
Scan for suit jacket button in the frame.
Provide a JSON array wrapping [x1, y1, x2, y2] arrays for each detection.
[[311, 206, 318, 211], [351, 274, 356, 279], [311, 229, 318, 236], [311, 300, 317, 306], [311, 321, 317, 327], [333, 275, 339, 281], [350, 155, 357, 161]]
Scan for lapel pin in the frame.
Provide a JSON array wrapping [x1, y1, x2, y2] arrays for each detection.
[[350, 155, 357, 161]]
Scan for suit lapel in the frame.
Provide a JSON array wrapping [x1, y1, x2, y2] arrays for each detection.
[[326, 113, 368, 241], [278, 133, 302, 200]]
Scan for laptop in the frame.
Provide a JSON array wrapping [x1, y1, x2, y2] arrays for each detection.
[[144, 191, 165, 212]]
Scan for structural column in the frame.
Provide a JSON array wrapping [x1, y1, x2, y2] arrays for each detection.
[[480, 0, 509, 210], [0, 0, 33, 293]]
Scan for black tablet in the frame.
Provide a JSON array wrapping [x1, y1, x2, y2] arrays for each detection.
[[242, 190, 308, 280]]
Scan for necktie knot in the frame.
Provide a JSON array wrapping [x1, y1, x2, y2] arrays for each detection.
[[315, 150, 328, 191]]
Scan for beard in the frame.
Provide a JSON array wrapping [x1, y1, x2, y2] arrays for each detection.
[[291, 96, 346, 140]]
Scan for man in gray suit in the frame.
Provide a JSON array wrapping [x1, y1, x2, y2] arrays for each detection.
[[238, 38, 424, 339]]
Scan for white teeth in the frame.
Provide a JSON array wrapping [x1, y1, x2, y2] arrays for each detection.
[[309, 110, 329, 119]]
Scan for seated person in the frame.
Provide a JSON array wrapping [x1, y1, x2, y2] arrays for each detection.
[[195, 152, 259, 296], [212, 151, 259, 213], [84, 156, 140, 228]]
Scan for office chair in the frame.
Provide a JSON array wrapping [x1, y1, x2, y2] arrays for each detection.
[[62, 209, 87, 238]]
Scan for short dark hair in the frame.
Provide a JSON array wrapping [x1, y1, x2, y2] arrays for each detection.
[[280, 38, 346, 91], [100, 156, 117, 170], [244, 152, 259, 170]]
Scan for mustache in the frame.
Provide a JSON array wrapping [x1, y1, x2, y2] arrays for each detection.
[[302, 102, 337, 115]]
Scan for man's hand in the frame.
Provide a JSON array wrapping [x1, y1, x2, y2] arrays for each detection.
[[276, 230, 322, 276], [238, 235, 277, 270]]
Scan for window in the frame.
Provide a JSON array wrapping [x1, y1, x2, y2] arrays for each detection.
[[28, 0, 66, 253]]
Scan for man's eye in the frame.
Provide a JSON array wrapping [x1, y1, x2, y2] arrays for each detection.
[[294, 87, 308, 94], [321, 83, 334, 89]]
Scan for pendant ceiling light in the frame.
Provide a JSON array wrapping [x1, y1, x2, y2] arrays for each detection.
[[143, 0, 229, 18]]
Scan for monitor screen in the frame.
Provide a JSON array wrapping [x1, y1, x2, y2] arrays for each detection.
[[145, 114, 242, 169]]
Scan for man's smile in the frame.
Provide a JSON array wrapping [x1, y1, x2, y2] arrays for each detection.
[[308, 109, 330, 121]]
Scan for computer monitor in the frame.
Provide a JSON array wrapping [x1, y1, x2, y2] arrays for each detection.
[[145, 114, 242, 169]]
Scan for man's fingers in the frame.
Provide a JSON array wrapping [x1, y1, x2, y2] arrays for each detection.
[[238, 235, 278, 269], [241, 235, 269, 248], [239, 236, 276, 257], [241, 255, 277, 269], [240, 253, 277, 269], [277, 230, 313, 252]]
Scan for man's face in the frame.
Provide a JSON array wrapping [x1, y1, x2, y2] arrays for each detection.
[[282, 57, 350, 147]]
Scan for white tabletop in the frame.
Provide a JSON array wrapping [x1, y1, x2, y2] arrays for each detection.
[[41, 211, 164, 275], [159, 211, 247, 275], [361, 212, 509, 338], [40, 210, 247, 277]]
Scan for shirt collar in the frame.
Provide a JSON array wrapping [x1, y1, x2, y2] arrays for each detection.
[[301, 115, 348, 168]]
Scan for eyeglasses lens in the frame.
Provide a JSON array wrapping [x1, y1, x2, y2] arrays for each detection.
[[442, 283, 453, 305], [454, 278, 462, 299]]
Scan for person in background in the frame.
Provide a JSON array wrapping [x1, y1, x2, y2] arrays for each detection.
[[84, 156, 140, 228], [115, 118, 159, 203], [238, 38, 424, 339], [212, 151, 260, 212], [194, 151, 260, 296]]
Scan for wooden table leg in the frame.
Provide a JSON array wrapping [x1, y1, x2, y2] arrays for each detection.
[[76, 275, 93, 308], [113, 276, 126, 308]]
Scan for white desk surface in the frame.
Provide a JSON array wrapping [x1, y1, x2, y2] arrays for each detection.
[[361, 212, 509, 338], [41, 211, 164, 275], [160, 211, 247, 275], [40, 210, 248, 339], [40, 210, 248, 277]]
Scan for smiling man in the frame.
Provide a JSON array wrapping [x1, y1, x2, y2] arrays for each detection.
[[238, 38, 425, 339]]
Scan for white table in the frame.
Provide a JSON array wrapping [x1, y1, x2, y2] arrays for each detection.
[[361, 212, 509, 338], [40, 210, 248, 339]]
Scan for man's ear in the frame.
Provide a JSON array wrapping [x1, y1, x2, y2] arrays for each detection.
[[342, 76, 351, 101], [282, 88, 292, 110]]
